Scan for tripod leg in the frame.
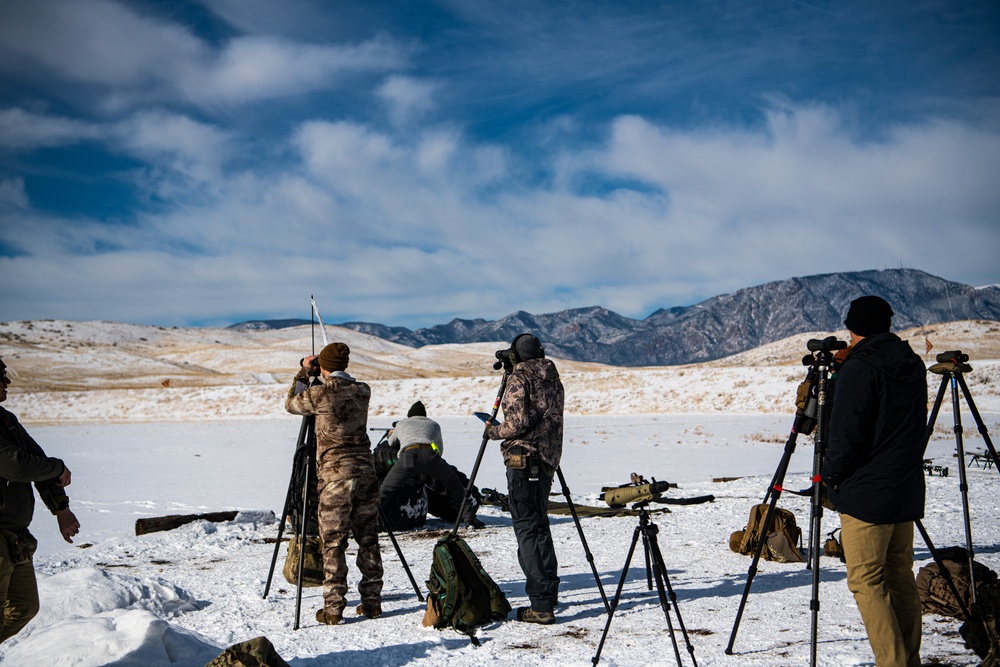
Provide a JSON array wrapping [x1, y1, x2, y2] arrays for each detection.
[[725, 495, 787, 654], [263, 444, 304, 599], [293, 417, 317, 630], [451, 373, 508, 536], [924, 375, 948, 448], [915, 520, 973, 620], [555, 466, 611, 614], [762, 431, 800, 506], [956, 373, 1000, 478], [642, 527, 653, 591], [947, 374, 979, 603], [378, 507, 424, 601], [592, 525, 643, 665], [808, 486, 823, 667], [646, 522, 697, 667]]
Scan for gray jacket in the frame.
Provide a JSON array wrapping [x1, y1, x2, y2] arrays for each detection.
[[388, 416, 445, 455]]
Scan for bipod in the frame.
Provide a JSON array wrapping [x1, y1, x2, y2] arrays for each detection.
[[262, 414, 318, 630], [592, 501, 697, 666], [924, 351, 1000, 606], [726, 337, 843, 667]]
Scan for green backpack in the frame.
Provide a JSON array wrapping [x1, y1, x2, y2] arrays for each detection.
[[422, 534, 511, 644]]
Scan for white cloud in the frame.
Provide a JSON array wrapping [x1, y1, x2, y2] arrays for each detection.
[[113, 111, 234, 181], [376, 75, 440, 126], [0, 178, 29, 210], [0, 0, 206, 87], [180, 35, 407, 106], [0, 108, 106, 150], [0, 0, 407, 111], [2, 102, 999, 326]]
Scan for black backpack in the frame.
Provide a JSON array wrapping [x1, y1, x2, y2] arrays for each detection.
[[422, 534, 511, 644]]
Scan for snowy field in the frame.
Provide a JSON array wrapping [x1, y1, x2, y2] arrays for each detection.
[[1, 320, 999, 666]]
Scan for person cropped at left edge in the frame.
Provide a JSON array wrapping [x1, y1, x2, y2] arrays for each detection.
[[0, 357, 81, 643], [284, 343, 383, 626]]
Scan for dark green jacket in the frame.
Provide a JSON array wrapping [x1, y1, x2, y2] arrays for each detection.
[[0, 407, 69, 531]]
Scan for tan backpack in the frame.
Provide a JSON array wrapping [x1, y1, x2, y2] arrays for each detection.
[[281, 534, 324, 588], [729, 504, 805, 563]]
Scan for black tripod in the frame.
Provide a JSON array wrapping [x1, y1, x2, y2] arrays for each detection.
[[726, 336, 844, 667], [263, 414, 423, 629], [917, 350, 999, 616], [592, 501, 697, 666], [452, 364, 611, 611]]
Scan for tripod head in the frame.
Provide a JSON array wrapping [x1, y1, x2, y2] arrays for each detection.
[[930, 350, 973, 375], [792, 337, 844, 436]]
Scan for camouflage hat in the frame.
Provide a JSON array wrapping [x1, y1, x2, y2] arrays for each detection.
[[318, 342, 350, 371]]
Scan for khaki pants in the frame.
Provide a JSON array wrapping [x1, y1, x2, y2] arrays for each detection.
[[840, 514, 922, 667], [0, 533, 40, 643]]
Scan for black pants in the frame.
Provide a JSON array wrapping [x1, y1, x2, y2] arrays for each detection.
[[507, 466, 559, 613], [379, 447, 469, 520]]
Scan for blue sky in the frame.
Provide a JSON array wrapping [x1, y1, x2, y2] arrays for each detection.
[[1, 0, 999, 329]]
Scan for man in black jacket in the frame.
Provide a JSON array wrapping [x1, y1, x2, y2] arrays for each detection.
[[1, 358, 81, 642], [821, 296, 927, 667]]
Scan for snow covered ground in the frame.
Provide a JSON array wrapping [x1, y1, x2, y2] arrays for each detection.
[[1, 320, 998, 666]]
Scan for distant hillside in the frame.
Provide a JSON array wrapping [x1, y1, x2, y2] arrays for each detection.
[[228, 318, 311, 331], [232, 269, 1000, 366]]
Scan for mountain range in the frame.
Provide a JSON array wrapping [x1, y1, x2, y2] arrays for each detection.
[[231, 269, 1000, 366]]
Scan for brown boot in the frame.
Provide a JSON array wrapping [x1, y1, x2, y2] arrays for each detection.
[[315, 608, 343, 625], [516, 606, 555, 625], [355, 601, 382, 619]]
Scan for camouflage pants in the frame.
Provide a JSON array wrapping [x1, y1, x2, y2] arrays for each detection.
[[1, 530, 40, 643], [317, 465, 383, 615]]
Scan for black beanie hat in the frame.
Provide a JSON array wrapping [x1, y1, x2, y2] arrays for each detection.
[[407, 401, 426, 417], [844, 296, 894, 336], [512, 333, 544, 362]]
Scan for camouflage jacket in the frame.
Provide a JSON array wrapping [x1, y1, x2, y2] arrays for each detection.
[[487, 358, 564, 470], [0, 407, 69, 531], [285, 369, 374, 475]]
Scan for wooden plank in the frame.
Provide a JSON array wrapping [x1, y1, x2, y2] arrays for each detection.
[[135, 511, 239, 536]]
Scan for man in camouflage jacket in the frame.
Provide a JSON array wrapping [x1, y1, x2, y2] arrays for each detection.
[[285, 343, 383, 625], [1, 357, 81, 642], [486, 334, 564, 624]]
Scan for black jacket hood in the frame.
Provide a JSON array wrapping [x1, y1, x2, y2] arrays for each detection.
[[848, 332, 925, 385]]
